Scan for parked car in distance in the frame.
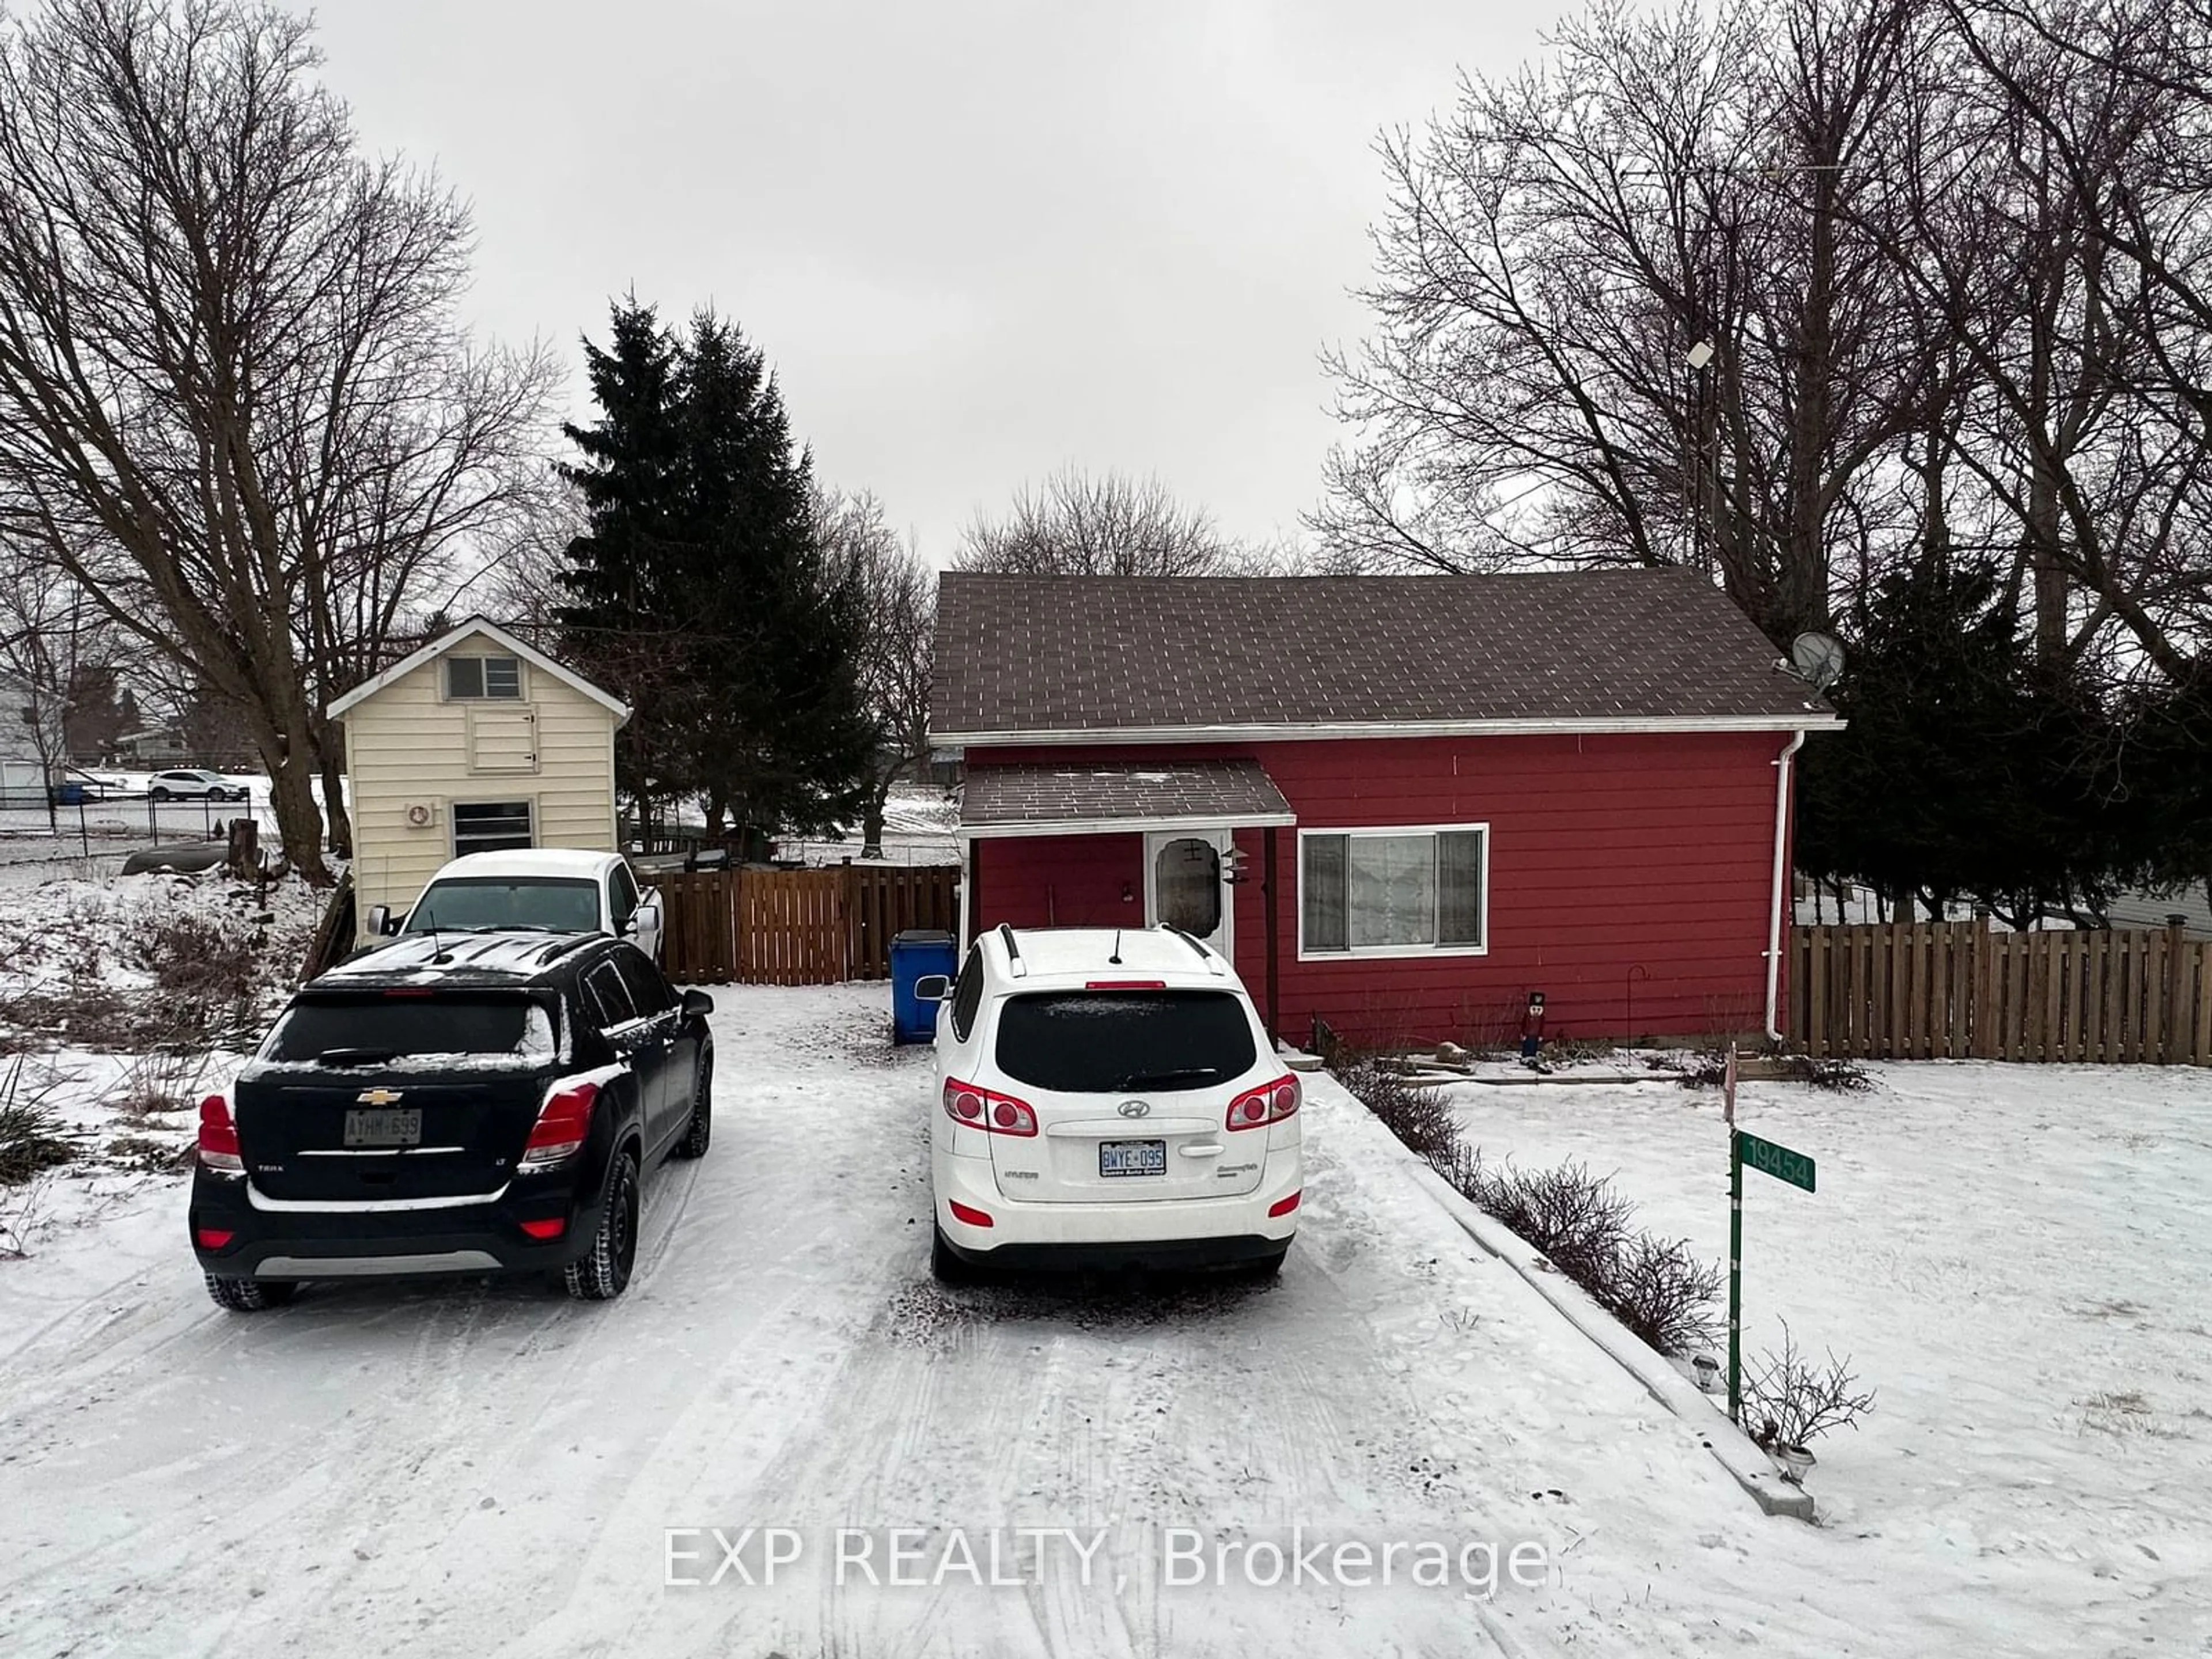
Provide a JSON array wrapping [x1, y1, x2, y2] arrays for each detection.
[[190, 931, 713, 1308], [73, 766, 131, 794], [919, 924, 1302, 1282], [368, 849, 663, 964], [48, 767, 124, 805], [148, 768, 250, 802]]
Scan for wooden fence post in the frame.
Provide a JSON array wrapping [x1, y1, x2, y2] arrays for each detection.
[[2168, 925, 2185, 1066], [2194, 941, 2212, 1067], [1813, 929, 1831, 1057]]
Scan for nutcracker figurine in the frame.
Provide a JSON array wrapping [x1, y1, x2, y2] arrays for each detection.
[[1517, 991, 1547, 1064]]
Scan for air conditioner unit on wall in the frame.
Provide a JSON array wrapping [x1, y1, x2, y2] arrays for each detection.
[[402, 801, 440, 830]]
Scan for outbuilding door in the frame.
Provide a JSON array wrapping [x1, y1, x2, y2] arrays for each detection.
[[1144, 830, 1232, 958]]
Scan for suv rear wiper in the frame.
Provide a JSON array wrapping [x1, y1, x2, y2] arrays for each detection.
[[1116, 1066, 1222, 1089], [317, 1047, 399, 1067]]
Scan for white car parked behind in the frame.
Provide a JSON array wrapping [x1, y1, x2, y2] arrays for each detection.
[[147, 768, 250, 802], [368, 849, 664, 964], [919, 925, 1302, 1280]]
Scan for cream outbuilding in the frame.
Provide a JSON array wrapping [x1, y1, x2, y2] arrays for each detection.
[[331, 617, 630, 945]]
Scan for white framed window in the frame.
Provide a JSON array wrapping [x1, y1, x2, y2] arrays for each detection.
[[1298, 824, 1488, 959], [445, 654, 523, 700], [452, 800, 534, 857]]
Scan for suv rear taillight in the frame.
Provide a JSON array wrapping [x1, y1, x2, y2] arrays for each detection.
[[520, 1080, 599, 1169], [197, 1092, 244, 1174], [942, 1078, 1037, 1137], [1226, 1074, 1301, 1131]]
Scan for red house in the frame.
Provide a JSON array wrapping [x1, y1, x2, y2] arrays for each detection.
[[930, 571, 1839, 1049]]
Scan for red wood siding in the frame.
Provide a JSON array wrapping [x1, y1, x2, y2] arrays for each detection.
[[969, 732, 1794, 1048], [974, 832, 1145, 933]]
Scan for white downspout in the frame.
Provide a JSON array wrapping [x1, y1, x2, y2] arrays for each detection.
[[1764, 729, 1808, 1043], [956, 834, 973, 958]]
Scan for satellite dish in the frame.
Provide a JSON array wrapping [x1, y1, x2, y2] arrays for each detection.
[[1789, 631, 1846, 691]]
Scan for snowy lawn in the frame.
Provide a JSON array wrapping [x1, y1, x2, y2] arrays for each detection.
[[628, 781, 960, 869], [0, 868, 327, 1251], [1442, 1060, 2212, 1652], [3, 967, 2208, 1655], [764, 781, 961, 868]]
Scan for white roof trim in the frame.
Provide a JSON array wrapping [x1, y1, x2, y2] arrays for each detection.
[[329, 616, 631, 725], [938, 714, 1842, 747], [960, 810, 1297, 840]]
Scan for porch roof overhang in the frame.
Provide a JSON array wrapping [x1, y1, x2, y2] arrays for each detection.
[[957, 759, 1296, 840]]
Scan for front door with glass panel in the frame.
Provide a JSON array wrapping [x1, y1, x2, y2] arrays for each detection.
[[1144, 830, 1232, 957]]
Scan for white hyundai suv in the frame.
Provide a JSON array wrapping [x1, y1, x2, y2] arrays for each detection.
[[918, 924, 1302, 1281]]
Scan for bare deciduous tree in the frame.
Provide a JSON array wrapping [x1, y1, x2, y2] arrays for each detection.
[[1915, 0, 2212, 677], [446, 476, 590, 638], [816, 488, 935, 858], [955, 467, 1240, 577], [0, 0, 556, 879], [1312, 0, 1933, 644], [0, 552, 116, 825]]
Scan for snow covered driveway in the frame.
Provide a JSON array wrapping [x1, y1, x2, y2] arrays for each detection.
[[5, 987, 2191, 1657]]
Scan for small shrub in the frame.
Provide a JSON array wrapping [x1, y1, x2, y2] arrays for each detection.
[[1333, 1056, 1725, 1359], [0, 1172, 53, 1258], [1744, 1321, 1877, 1449], [1602, 1233, 1724, 1354], [1782, 1055, 1870, 1091], [1542, 1037, 1619, 1066], [105, 1134, 192, 1173], [0, 1063, 77, 1184], [111, 1046, 209, 1118], [1461, 1000, 1525, 1056], [132, 910, 260, 1000], [1677, 1051, 1869, 1091], [1332, 1055, 1459, 1168], [1457, 1155, 1634, 1287], [1446, 1154, 1721, 1357]]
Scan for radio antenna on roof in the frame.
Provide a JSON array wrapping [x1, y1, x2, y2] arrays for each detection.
[[1109, 929, 1123, 965]]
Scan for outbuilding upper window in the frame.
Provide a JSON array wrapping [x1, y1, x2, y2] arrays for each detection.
[[445, 654, 522, 700], [1300, 825, 1488, 957]]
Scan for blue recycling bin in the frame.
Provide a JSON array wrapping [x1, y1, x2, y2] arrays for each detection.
[[890, 929, 957, 1045]]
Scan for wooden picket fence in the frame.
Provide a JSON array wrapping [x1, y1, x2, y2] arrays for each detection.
[[1791, 919, 2212, 1064], [643, 863, 960, 987], [846, 863, 963, 979]]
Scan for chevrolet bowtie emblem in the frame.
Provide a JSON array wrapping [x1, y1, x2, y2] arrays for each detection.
[[356, 1088, 406, 1106]]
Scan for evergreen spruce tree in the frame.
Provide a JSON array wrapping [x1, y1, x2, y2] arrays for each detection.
[[1797, 562, 2115, 924], [2109, 666, 2212, 904], [558, 301, 871, 846], [555, 301, 690, 827], [671, 311, 872, 840]]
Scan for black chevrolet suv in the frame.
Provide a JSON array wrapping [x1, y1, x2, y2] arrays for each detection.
[[190, 930, 713, 1310]]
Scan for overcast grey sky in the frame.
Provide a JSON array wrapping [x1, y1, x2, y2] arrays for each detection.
[[312, 1, 1568, 563]]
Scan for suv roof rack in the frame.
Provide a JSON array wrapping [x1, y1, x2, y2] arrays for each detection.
[[995, 922, 1028, 979], [536, 935, 600, 965], [1163, 926, 1228, 976]]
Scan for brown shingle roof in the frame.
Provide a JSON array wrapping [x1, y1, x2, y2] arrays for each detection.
[[931, 571, 1834, 739], [962, 760, 1296, 835]]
